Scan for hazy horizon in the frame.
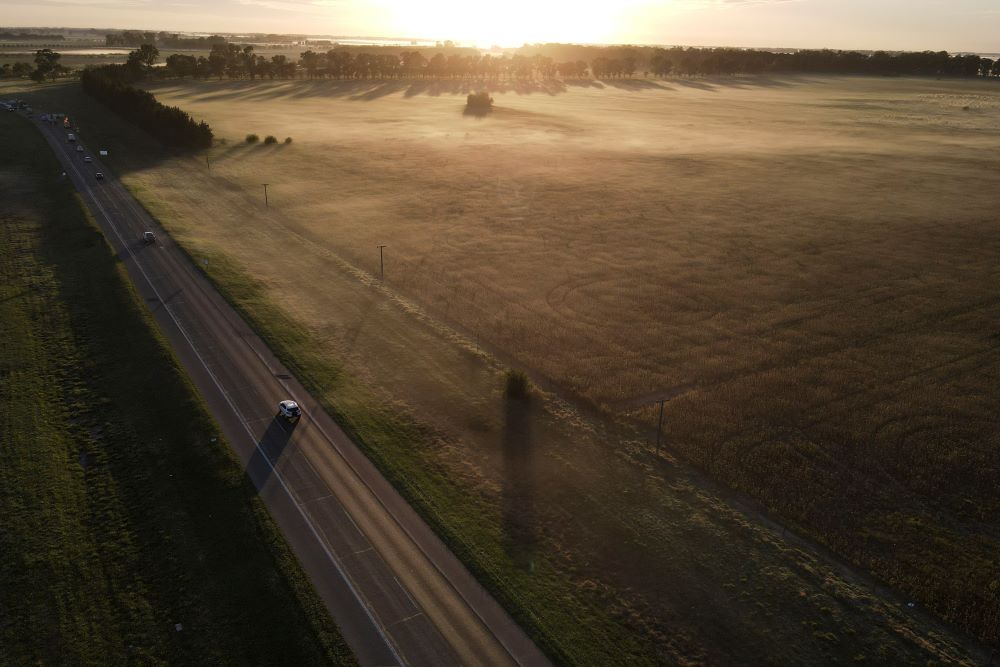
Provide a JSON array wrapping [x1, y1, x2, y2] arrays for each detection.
[[4, 0, 998, 54]]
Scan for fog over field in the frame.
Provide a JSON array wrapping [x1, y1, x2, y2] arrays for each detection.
[[147, 75, 1000, 406], [12, 72, 992, 661], [128, 74, 1000, 652]]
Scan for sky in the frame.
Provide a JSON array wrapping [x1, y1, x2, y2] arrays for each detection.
[[4, 0, 998, 53]]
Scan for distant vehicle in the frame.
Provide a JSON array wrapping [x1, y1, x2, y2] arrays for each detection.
[[83, 156, 92, 163], [67, 133, 76, 142], [142, 231, 156, 244], [76, 145, 84, 153], [95, 172, 104, 180], [278, 400, 301, 423]]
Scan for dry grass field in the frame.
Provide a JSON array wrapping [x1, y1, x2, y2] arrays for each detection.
[[14, 75, 999, 662]]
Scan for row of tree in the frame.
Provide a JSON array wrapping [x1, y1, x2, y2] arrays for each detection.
[[105, 31, 299, 48], [152, 47, 602, 81], [147, 44, 1000, 82], [0, 31, 65, 41], [0, 62, 33, 78], [645, 47, 997, 78], [81, 63, 213, 149], [106, 31, 228, 49], [0, 49, 71, 81]]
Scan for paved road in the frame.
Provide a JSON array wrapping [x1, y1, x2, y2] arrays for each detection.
[[35, 118, 551, 667]]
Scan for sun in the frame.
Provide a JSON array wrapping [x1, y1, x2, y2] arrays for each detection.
[[375, 0, 636, 47]]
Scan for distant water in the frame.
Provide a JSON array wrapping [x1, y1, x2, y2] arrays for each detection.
[[307, 36, 438, 47]]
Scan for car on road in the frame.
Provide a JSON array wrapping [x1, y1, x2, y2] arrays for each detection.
[[95, 172, 104, 180], [83, 156, 92, 163], [142, 231, 156, 244], [67, 133, 76, 142], [278, 400, 301, 423], [76, 145, 84, 153]]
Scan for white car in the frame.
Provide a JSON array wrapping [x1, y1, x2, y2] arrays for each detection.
[[83, 156, 92, 163], [278, 400, 301, 422], [76, 145, 84, 153]]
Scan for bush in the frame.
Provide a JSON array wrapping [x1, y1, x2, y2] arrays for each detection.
[[264, 135, 277, 144], [504, 369, 530, 399], [245, 133, 259, 144], [466, 91, 494, 109], [283, 137, 293, 144]]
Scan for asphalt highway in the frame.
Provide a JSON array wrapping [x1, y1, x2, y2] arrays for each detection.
[[35, 117, 550, 667]]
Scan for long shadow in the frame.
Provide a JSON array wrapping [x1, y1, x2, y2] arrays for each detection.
[[245, 416, 296, 490], [564, 78, 605, 89], [501, 394, 537, 571], [462, 106, 492, 118], [672, 78, 718, 92], [602, 78, 674, 91]]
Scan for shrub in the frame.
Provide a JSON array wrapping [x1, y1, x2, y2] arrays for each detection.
[[466, 91, 494, 109], [245, 133, 259, 144], [264, 135, 277, 144], [283, 136, 293, 144], [504, 369, 530, 399]]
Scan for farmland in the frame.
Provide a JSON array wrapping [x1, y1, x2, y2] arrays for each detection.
[[0, 105, 354, 664], [12, 75, 999, 662]]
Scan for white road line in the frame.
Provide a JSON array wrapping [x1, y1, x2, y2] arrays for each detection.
[[391, 613, 424, 627], [37, 122, 406, 667], [394, 577, 420, 611]]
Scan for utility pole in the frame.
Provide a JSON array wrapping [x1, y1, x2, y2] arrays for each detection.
[[377, 245, 386, 280], [205, 155, 210, 170], [262, 183, 269, 208]]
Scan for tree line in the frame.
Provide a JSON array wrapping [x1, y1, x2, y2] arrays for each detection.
[[106, 30, 227, 49], [0, 31, 65, 41], [81, 61, 213, 149], [145, 43, 1000, 82], [0, 49, 71, 81], [644, 46, 997, 78], [7, 42, 996, 84]]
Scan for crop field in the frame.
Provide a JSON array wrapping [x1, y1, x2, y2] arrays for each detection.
[[13, 75, 999, 662], [0, 107, 354, 664]]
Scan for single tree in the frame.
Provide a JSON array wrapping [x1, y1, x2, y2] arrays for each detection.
[[31, 49, 64, 81]]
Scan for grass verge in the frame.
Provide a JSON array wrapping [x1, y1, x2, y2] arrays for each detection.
[[0, 110, 355, 665]]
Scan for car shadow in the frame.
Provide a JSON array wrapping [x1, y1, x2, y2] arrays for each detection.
[[245, 415, 296, 490]]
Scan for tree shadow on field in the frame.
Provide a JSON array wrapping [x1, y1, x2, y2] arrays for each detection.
[[462, 105, 492, 118], [501, 394, 538, 571], [672, 78, 719, 92], [404, 78, 567, 99], [148, 77, 573, 105], [603, 78, 675, 91], [564, 78, 605, 89]]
